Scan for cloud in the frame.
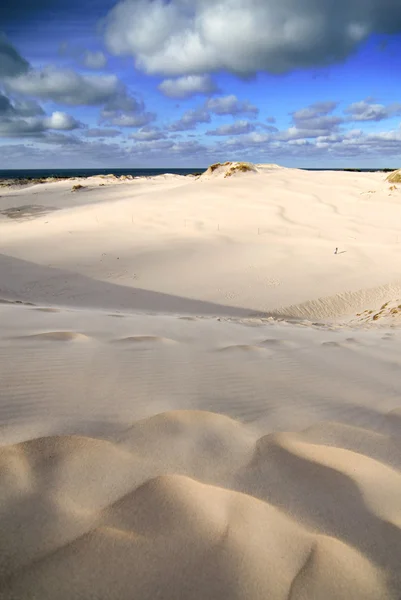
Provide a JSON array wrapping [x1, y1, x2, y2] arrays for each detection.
[[5, 67, 121, 106], [344, 99, 401, 122], [206, 95, 258, 117], [159, 75, 217, 98], [103, 0, 401, 77], [168, 106, 211, 131], [199, 125, 401, 165], [84, 128, 122, 137], [43, 111, 82, 131], [223, 131, 272, 148], [0, 118, 47, 137], [0, 94, 14, 114], [5, 61, 156, 127], [0, 109, 82, 138], [278, 101, 343, 139], [129, 126, 167, 141], [131, 139, 174, 153], [82, 50, 107, 70], [12, 98, 45, 117], [0, 93, 44, 119], [38, 132, 83, 145], [0, 34, 29, 77], [257, 122, 279, 133], [58, 43, 108, 70], [129, 136, 208, 160], [292, 101, 338, 121], [101, 111, 155, 127], [206, 120, 255, 136], [100, 91, 156, 127], [170, 139, 208, 155], [0, 89, 81, 138], [168, 94, 258, 131]]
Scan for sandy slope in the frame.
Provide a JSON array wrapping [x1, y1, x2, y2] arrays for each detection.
[[1, 164, 401, 599], [1, 165, 401, 319]]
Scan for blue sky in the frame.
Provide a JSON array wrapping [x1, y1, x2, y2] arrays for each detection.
[[1, 0, 401, 168]]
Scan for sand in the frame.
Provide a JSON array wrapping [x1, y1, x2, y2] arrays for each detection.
[[0, 163, 401, 598]]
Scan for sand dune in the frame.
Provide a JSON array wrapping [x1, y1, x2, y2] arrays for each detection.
[[1, 164, 401, 319], [1, 166, 401, 598]]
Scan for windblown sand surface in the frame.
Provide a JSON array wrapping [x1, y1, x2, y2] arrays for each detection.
[[1, 164, 401, 599]]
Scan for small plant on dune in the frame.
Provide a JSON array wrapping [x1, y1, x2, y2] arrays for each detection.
[[72, 184, 85, 192], [386, 169, 401, 184], [209, 162, 231, 173], [225, 162, 255, 177], [389, 185, 398, 191]]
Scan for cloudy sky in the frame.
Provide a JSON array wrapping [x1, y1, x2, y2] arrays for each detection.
[[1, 0, 401, 168]]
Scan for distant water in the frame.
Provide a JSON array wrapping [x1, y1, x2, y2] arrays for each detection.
[[0, 166, 395, 180], [0, 168, 205, 180]]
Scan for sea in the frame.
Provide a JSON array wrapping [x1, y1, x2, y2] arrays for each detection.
[[0, 167, 395, 180], [0, 168, 204, 180]]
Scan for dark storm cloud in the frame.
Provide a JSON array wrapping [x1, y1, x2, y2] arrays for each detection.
[[0, 35, 29, 77]]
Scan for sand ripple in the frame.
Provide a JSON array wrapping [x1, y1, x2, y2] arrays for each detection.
[[0, 410, 400, 599]]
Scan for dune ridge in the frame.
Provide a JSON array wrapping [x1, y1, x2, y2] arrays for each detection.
[[1, 164, 401, 320]]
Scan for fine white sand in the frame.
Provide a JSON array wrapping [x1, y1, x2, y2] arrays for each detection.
[[1, 163, 401, 599]]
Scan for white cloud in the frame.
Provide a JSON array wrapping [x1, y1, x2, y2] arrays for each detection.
[[0, 111, 82, 137], [130, 127, 167, 141], [82, 50, 107, 70], [43, 111, 82, 131], [344, 100, 401, 122], [279, 101, 343, 140], [99, 92, 156, 127], [159, 74, 217, 98], [292, 102, 338, 121], [168, 106, 211, 131], [206, 95, 258, 117], [206, 120, 255, 136], [5, 67, 120, 106], [168, 94, 258, 131], [101, 112, 155, 127], [131, 139, 174, 153], [103, 0, 401, 77]]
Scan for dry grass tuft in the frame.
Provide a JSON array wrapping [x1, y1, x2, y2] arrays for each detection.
[[209, 162, 231, 173], [386, 169, 401, 184], [71, 184, 85, 192], [224, 162, 256, 177]]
